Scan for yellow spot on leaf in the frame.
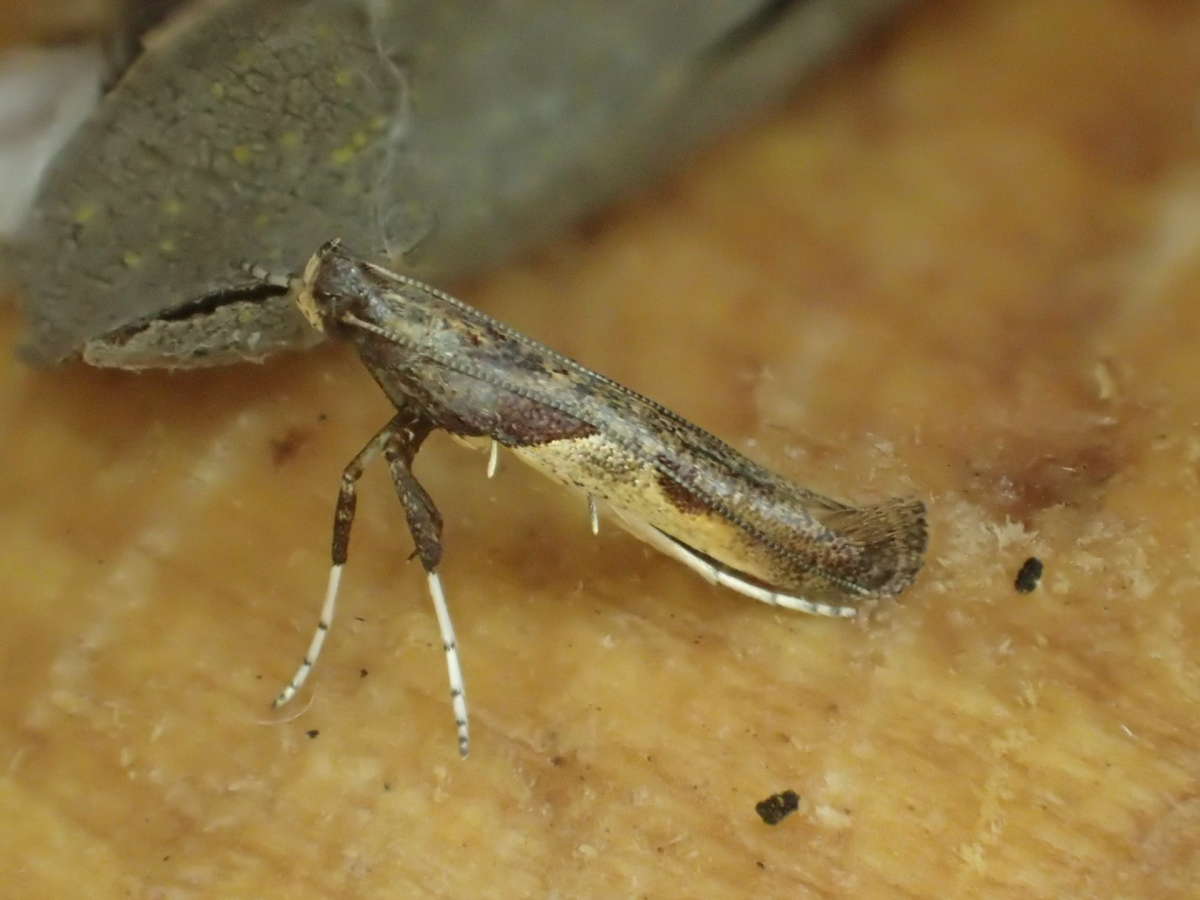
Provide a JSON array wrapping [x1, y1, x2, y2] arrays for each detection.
[[330, 146, 355, 166], [162, 198, 182, 216], [232, 145, 254, 165], [280, 131, 301, 149], [122, 251, 142, 269], [159, 239, 176, 253], [73, 204, 97, 224], [334, 69, 353, 88], [211, 82, 225, 99]]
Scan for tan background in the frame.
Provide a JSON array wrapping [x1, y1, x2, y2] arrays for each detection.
[[4, 1, 1200, 896]]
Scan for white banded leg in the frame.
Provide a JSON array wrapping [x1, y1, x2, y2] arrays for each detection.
[[426, 571, 469, 757], [273, 421, 398, 708], [382, 427, 472, 758], [611, 509, 858, 618], [486, 439, 500, 479]]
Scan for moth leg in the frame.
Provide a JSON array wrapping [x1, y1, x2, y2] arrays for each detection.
[[611, 508, 857, 618], [702, 559, 857, 619], [588, 495, 600, 536], [486, 439, 500, 479], [384, 426, 471, 759], [272, 416, 407, 710]]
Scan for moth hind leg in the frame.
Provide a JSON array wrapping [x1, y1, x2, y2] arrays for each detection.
[[384, 430, 470, 759], [611, 508, 857, 618]]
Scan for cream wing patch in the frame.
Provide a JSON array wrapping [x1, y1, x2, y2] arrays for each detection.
[[509, 433, 774, 583]]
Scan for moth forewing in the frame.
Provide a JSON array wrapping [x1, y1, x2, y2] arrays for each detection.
[[277, 239, 927, 755]]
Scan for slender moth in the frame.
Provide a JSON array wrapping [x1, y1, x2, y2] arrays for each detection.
[[276, 240, 927, 756]]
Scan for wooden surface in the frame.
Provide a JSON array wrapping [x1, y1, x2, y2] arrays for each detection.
[[4, 1, 1200, 896]]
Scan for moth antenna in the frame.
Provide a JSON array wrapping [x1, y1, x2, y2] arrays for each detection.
[[274, 563, 343, 708], [486, 439, 499, 479], [426, 571, 470, 758]]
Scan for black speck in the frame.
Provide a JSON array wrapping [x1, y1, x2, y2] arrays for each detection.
[[755, 789, 800, 825], [360, 668, 369, 678], [756, 860, 766, 870], [306, 729, 320, 739], [1015, 557, 1044, 593]]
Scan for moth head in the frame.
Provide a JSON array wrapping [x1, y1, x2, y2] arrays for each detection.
[[296, 239, 378, 337]]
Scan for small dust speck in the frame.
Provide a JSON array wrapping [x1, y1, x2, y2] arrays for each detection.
[[306, 729, 320, 739]]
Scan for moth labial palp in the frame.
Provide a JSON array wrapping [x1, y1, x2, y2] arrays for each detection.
[[278, 238, 928, 756]]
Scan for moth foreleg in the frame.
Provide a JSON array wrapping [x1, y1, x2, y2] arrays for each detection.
[[384, 428, 470, 759], [273, 415, 413, 709]]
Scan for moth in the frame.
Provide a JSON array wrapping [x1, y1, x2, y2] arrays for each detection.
[[275, 240, 927, 756]]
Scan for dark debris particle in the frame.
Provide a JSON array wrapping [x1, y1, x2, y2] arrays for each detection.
[[360, 668, 369, 678], [306, 729, 320, 739], [755, 790, 800, 825], [1015, 557, 1044, 593]]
